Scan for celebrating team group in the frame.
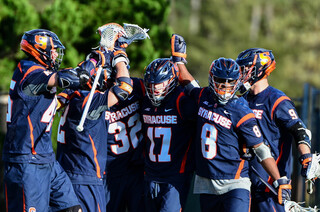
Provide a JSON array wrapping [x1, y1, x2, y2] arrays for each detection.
[[3, 23, 319, 212]]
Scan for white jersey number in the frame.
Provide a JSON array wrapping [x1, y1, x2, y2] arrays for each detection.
[[57, 104, 70, 144], [108, 113, 142, 155], [41, 97, 57, 132], [147, 127, 172, 162], [6, 96, 12, 123], [201, 123, 218, 159]]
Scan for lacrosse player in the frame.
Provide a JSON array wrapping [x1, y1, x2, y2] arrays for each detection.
[[104, 76, 145, 212], [141, 56, 198, 212], [2, 29, 87, 212], [236, 48, 316, 212], [56, 24, 133, 212], [101, 24, 150, 212], [172, 34, 292, 212]]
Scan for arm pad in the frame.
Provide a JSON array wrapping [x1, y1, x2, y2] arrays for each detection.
[[252, 142, 273, 162], [288, 121, 312, 149], [112, 77, 133, 101], [185, 80, 200, 95], [112, 50, 129, 67]]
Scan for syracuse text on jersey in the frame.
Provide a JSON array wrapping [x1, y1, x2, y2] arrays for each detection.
[[198, 107, 232, 129], [105, 101, 139, 123], [143, 114, 178, 125]]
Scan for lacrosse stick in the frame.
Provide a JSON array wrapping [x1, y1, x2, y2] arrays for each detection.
[[76, 23, 128, 132], [251, 166, 319, 212], [251, 165, 278, 195], [98, 23, 149, 51], [117, 23, 150, 45], [306, 153, 320, 194], [284, 200, 319, 212], [76, 65, 102, 132], [97, 23, 127, 51]]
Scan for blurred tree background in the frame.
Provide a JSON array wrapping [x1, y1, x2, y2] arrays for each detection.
[[0, 0, 319, 210], [0, 0, 319, 95]]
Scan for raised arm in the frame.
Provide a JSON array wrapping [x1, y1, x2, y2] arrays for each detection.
[[171, 34, 200, 91]]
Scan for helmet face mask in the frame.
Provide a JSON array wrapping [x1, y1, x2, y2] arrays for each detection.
[[212, 77, 238, 100], [144, 58, 178, 107], [239, 65, 256, 91], [52, 47, 64, 71], [20, 29, 65, 71], [146, 79, 176, 106], [208, 58, 240, 104]]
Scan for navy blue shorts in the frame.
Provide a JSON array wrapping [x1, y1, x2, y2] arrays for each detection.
[[3, 161, 80, 212], [200, 189, 251, 212], [144, 174, 192, 212], [105, 170, 144, 212], [251, 191, 285, 212], [73, 184, 106, 212]]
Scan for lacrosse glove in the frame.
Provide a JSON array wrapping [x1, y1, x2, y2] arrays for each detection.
[[299, 153, 313, 178], [273, 176, 292, 205], [57, 68, 89, 90], [171, 34, 187, 64]]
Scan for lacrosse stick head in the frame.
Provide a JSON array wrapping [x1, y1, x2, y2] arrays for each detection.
[[117, 23, 150, 45], [306, 153, 320, 180], [284, 200, 319, 212], [305, 153, 320, 194], [97, 23, 127, 51]]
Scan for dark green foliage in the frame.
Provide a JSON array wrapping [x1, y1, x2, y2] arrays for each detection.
[[0, 0, 40, 91], [41, 0, 172, 72]]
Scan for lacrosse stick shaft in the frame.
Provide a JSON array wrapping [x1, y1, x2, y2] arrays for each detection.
[[251, 166, 278, 196], [306, 179, 313, 194], [76, 66, 102, 132]]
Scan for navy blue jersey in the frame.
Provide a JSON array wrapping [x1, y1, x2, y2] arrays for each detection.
[[141, 86, 197, 182], [56, 89, 109, 184], [105, 78, 145, 177], [3, 60, 57, 163], [192, 87, 264, 180], [244, 86, 300, 191]]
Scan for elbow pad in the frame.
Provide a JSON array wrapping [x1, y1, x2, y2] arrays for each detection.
[[288, 122, 312, 149], [112, 50, 129, 67], [252, 142, 273, 162], [112, 77, 133, 101]]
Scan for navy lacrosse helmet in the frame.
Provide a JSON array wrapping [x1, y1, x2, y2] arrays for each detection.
[[209, 57, 241, 104], [236, 48, 276, 91], [20, 29, 65, 71], [144, 58, 179, 107]]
